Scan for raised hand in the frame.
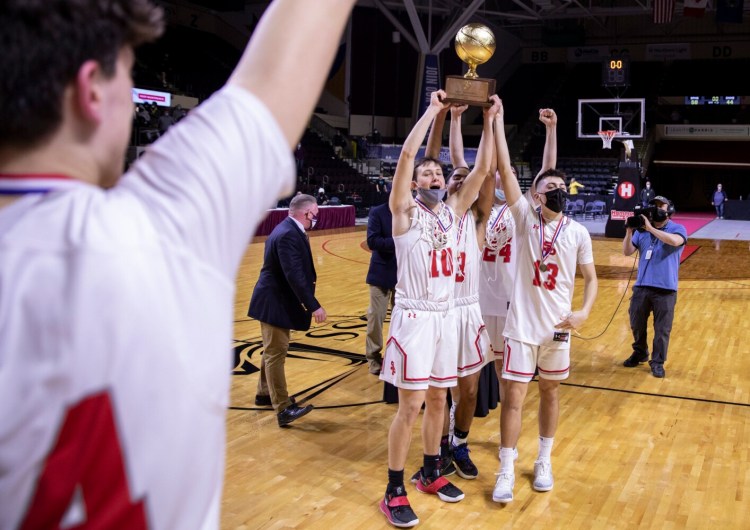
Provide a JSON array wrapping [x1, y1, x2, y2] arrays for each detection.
[[538, 108, 558, 127]]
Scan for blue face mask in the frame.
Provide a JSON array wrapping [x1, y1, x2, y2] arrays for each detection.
[[417, 188, 447, 206], [494, 189, 506, 202]]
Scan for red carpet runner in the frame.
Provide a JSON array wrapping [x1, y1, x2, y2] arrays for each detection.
[[671, 212, 713, 263]]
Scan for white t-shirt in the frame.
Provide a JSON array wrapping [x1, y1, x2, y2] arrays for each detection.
[[503, 196, 593, 345], [0, 85, 294, 530], [478, 203, 516, 317]]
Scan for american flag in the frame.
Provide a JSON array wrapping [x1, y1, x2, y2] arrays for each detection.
[[653, 0, 675, 23]]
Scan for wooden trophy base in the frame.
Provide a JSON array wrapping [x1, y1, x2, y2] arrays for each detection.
[[444, 75, 496, 107]]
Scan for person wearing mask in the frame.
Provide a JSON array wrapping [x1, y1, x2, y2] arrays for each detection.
[[711, 183, 728, 219], [622, 196, 687, 378], [641, 180, 655, 207], [492, 105, 598, 504], [249, 194, 327, 426]]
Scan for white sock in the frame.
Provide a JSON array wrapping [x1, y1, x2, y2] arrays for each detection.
[[452, 433, 468, 447], [499, 447, 515, 474], [537, 436, 554, 462]]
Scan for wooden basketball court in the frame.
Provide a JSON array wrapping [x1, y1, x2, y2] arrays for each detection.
[[225, 224, 750, 529]]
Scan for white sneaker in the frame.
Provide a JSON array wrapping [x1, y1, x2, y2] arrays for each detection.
[[497, 447, 519, 462], [492, 472, 515, 503], [532, 460, 554, 492]]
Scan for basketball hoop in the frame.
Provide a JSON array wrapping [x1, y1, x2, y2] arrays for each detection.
[[598, 130, 617, 149]]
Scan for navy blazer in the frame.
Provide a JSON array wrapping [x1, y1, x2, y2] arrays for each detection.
[[248, 217, 320, 331], [366, 203, 397, 289]]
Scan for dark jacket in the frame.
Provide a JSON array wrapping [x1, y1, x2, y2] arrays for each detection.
[[641, 187, 655, 205], [248, 217, 320, 331], [365, 203, 397, 289]]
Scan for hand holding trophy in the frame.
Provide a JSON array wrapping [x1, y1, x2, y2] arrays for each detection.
[[444, 23, 496, 107]]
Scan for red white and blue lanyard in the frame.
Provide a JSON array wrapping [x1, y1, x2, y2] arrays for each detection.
[[538, 211, 566, 268], [488, 204, 509, 234], [415, 197, 454, 233], [0, 173, 81, 195]]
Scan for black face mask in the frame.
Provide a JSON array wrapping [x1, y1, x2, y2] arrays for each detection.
[[652, 207, 668, 222], [543, 188, 566, 213]]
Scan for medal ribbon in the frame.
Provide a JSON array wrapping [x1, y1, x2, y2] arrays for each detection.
[[538, 211, 566, 266], [415, 197, 453, 233], [488, 204, 508, 234], [0, 173, 81, 195]]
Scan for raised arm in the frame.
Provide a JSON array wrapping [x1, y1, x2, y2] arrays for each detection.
[[228, 0, 356, 148], [623, 227, 637, 256], [424, 107, 449, 159], [449, 105, 469, 169], [447, 96, 500, 217], [494, 98, 522, 207], [536, 108, 558, 177], [390, 90, 450, 234], [475, 139, 497, 229]]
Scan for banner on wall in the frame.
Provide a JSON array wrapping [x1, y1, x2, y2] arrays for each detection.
[[132, 88, 171, 107], [416, 54, 441, 118]]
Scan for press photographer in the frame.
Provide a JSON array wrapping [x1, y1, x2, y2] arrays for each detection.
[[621, 196, 688, 378]]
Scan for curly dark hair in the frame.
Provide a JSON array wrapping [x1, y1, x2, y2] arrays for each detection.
[[0, 0, 164, 147]]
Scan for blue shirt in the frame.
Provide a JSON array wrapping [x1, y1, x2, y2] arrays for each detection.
[[632, 220, 688, 291]]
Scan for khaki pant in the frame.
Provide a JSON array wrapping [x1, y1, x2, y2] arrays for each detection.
[[365, 285, 395, 366], [256, 322, 292, 413]]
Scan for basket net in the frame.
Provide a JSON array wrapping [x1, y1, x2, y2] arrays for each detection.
[[598, 130, 617, 149]]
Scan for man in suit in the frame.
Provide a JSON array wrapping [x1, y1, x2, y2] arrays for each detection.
[[365, 203, 397, 375], [249, 193, 327, 427]]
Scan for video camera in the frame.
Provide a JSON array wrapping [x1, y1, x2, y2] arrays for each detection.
[[625, 196, 673, 230], [625, 204, 658, 230]]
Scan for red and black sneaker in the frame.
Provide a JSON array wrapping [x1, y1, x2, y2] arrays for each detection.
[[379, 485, 419, 528], [413, 468, 465, 503]]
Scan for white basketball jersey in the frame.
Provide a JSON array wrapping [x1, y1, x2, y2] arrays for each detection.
[[479, 203, 516, 317], [503, 196, 593, 345], [0, 86, 294, 530], [455, 209, 481, 301], [394, 200, 457, 306]]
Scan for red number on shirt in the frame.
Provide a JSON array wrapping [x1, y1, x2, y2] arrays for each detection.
[[455, 251, 466, 282], [19, 392, 148, 530], [430, 248, 454, 278], [482, 243, 511, 263], [532, 260, 559, 290]]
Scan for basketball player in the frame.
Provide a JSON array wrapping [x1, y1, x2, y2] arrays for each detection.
[[480, 108, 558, 462], [491, 103, 598, 504], [0, 1, 356, 529], [379, 91, 500, 528], [419, 102, 496, 482]]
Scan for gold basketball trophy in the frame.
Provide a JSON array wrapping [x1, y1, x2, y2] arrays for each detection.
[[444, 23, 496, 107]]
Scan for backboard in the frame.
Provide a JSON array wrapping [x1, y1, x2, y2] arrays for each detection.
[[577, 98, 645, 139]]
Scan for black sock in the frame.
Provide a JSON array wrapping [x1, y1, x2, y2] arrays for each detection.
[[440, 435, 451, 457], [387, 469, 404, 492], [453, 428, 469, 443], [423, 454, 440, 478]]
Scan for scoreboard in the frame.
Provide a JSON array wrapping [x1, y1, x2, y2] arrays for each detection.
[[685, 96, 742, 105], [602, 56, 630, 87]]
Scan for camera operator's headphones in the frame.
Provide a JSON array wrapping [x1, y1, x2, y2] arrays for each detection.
[[649, 195, 676, 217]]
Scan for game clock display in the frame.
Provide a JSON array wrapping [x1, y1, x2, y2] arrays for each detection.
[[685, 96, 742, 105], [602, 57, 630, 87]]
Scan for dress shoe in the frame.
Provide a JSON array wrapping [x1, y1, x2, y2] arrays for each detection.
[[277, 404, 313, 427], [650, 361, 665, 378], [623, 352, 648, 367]]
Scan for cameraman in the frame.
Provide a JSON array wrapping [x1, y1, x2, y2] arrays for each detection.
[[622, 196, 688, 378]]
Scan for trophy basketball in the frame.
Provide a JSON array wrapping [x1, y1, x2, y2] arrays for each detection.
[[444, 23, 496, 107]]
